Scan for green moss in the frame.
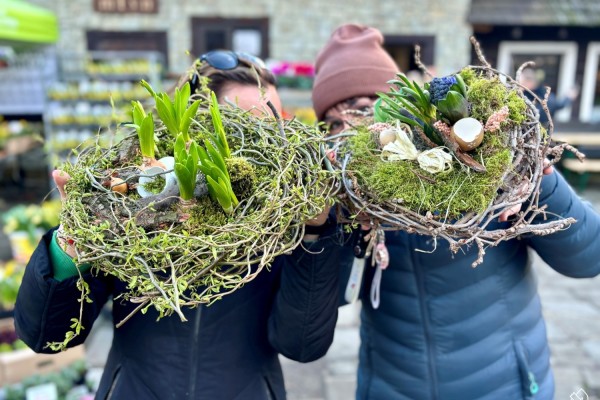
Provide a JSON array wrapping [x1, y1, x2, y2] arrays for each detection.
[[182, 196, 228, 235], [346, 126, 512, 219], [506, 89, 527, 125], [459, 67, 478, 86], [226, 157, 256, 200], [143, 175, 165, 194], [460, 68, 527, 125]]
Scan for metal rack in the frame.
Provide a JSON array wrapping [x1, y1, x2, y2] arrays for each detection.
[[43, 50, 165, 195]]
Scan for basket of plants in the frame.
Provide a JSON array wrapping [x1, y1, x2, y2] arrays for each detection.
[[58, 81, 336, 322], [331, 38, 580, 265]]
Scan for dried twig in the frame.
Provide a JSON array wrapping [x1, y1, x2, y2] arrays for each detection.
[[414, 45, 434, 79]]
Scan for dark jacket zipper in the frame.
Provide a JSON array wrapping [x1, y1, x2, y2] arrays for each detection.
[[411, 236, 439, 400], [188, 306, 203, 399]]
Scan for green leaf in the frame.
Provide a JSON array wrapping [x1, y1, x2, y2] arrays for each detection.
[[209, 165, 229, 184], [139, 114, 155, 159], [205, 139, 229, 178], [207, 175, 233, 214], [453, 74, 468, 98], [156, 95, 178, 137], [224, 179, 239, 206], [175, 133, 186, 158], [180, 99, 201, 142], [436, 91, 469, 124], [174, 163, 193, 200], [188, 140, 200, 167], [173, 134, 199, 200], [373, 97, 392, 122], [412, 82, 432, 108], [175, 83, 190, 120], [209, 92, 230, 158], [131, 101, 146, 126], [140, 79, 157, 98]]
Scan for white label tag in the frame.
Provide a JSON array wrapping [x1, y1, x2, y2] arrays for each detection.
[[26, 383, 58, 400], [344, 257, 366, 303]]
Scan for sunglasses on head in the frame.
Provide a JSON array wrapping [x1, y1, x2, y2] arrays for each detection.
[[200, 50, 266, 70], [189, 50, 267, 93]]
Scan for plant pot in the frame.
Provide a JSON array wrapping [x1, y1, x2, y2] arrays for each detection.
[[136, 157, 178, 198]]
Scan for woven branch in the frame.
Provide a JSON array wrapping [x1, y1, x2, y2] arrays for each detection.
[[333, 38, 580, 266], [59, 97, 338, 323]]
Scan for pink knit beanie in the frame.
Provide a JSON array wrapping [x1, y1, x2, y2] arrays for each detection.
[[312, 24, 399, 121]]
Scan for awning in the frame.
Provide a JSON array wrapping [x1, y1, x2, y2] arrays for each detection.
[[469, 0, 600, 26], [0, 0, 58, 43]]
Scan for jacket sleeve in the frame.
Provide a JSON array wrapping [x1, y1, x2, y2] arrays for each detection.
[[14, 228, 113, 353], [267, 223, 345, 363], [527, 171, 600, 278]]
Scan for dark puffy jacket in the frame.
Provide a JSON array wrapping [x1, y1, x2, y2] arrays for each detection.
[[341, 172, 600, 399], [15, 226, 343, 400]]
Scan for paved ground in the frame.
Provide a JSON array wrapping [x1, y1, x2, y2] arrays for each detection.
[[281, 186, 600, 400]]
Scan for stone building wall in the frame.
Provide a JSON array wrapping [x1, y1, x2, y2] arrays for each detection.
[[35, 0, 472, 76]]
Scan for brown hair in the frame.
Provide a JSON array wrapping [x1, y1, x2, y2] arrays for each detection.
[[176, 56, 276, 99]]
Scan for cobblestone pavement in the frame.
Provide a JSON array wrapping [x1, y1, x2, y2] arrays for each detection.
[[282, 187, 600, 400]]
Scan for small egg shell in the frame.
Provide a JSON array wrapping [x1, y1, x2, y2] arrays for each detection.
[[451, 118, 484, 151], [110, 177, 128, 194], [379, 129, 397, 147]]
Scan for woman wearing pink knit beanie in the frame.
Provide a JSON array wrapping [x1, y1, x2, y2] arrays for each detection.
[[311, 23, 399, 124], [312, 23, 596, 400]]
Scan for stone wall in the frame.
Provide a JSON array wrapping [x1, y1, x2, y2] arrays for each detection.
[[35, 0, 472, 76]]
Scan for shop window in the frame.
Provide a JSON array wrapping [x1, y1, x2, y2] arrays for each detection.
[[94, 0, 158, 13], [497, 41, 578, 122], [86, 30, 168, 68], [383, 35, 435, 78], [191, 18, 269, 60], [580, 43, 600, 123]]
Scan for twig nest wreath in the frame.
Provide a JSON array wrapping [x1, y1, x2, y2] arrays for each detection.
[[331, 37, 582, 266], [57, 82, 336, 331]]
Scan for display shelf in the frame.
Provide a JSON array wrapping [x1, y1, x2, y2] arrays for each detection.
[[43, 51, 165, 187]]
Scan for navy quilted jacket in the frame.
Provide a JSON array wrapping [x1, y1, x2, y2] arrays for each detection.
[[15, 226, 343, 400], [342, 172, 600, 400]]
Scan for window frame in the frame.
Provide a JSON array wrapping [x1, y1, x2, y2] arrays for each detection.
[[579, 42, 600, 122], [497, 41, 578, 122], [190, 17, 270, 60]]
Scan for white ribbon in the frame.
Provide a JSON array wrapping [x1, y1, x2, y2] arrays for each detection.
[[417, 148, 453, 174], [381, 124, 452, 174], [381, 126, 419, 160]]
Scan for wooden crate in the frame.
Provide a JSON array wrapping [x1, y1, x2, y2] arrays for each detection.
[[0, 318, 85, 387]]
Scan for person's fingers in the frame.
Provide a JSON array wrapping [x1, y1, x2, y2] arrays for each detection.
[[498, 204, 521, 222], [325, 149, 336, 162], [56, 225, 77, 257], [52, 170, 71, 201], [542, 159, 554, 175]]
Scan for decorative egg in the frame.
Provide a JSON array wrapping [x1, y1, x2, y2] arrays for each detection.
[[379, 128, 398, 147], [451, 118, 484, 151], [110, 177, 128, 194]]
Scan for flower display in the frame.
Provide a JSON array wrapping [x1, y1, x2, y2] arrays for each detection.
[[267, 60, 315, 89], [330, 38, 577, 265]]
